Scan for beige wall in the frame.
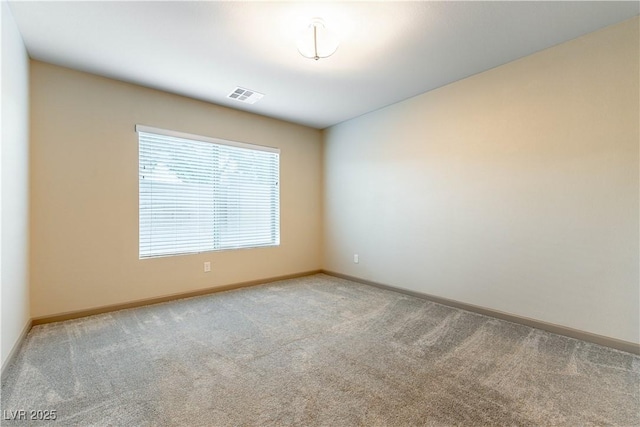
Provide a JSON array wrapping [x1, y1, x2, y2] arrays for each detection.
[[324, 18, 639, 344], [30, 62, 323, 318], [1, 1, 31, 367]]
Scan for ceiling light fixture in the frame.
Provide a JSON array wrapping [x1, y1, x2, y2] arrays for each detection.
[[296, 18, 339, 61]]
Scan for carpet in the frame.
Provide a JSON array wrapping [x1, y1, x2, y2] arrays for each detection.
[[1, 274, 638, 426]]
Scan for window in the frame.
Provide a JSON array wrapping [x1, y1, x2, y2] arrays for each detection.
[[137, 125, 280, 258]]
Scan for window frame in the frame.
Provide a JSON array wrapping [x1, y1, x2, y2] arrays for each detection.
[[136, 125, 281, 259]]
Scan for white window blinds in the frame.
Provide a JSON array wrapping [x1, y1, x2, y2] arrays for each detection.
[[137, 125, 280, 258]]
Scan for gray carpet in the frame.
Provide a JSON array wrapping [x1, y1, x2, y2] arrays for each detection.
[[1, 274, 638, 426]]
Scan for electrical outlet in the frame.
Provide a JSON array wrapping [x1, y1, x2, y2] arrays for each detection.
[[204, 261, 211, 272], [353, 254, 359, 264]]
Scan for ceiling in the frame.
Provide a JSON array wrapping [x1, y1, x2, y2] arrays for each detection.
[[8, 1, 639, 129]]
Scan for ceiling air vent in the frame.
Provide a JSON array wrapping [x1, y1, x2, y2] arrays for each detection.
[[227, 87, 264, 104]]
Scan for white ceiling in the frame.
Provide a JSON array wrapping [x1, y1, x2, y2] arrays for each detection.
[[8, 1, 639, 129]]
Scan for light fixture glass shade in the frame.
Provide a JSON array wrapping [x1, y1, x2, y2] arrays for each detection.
[[297, 19, 339, 60]]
